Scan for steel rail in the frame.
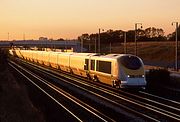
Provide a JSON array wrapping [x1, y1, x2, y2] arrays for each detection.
[[14, 59, 160, 121], [139, 91, 180, 105], [17, 58, 180, 120], [9, 61, 112, 122], [10, 58, 180, 121], [8, 62, 83, 122]]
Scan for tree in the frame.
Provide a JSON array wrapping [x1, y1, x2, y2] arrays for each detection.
[[139, 27, 166, 41], [57, 38, 64, 41], [77, 27, 167, 45], [144, 27, 164, 38], [167, 25, 180, 41], [126, 30, 135, 42], [78, 33, 91, 51], [78, 33, 89, 41]]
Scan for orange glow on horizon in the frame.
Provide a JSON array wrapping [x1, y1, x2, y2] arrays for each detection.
[[0, 0, 179, 40]]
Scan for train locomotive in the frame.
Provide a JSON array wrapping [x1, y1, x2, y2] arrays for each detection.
[[9, 49, 146, 88]]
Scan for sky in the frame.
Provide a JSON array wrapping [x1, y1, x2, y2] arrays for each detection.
[[0, 0, 179, 40]]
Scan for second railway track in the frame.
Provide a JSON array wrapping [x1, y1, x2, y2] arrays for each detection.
[[9, 58, 180, 121]]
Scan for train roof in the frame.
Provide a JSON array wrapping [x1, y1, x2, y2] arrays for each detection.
[[70, 53, 97, 56], [90, 53, 139, 61], [92, 53, 124, 58], [11, 49, 138, 59]]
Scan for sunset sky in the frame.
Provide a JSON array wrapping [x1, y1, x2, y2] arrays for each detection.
[[0, 0, 179, 40]]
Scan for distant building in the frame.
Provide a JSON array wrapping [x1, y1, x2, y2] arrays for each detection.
[[39, 37, 48, 41]]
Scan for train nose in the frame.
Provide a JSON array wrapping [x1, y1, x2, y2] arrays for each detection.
[[126, 76, 146, 86]]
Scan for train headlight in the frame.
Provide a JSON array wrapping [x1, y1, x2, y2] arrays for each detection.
[[127, 75, 130, 78], [142, 75, 145, 78]]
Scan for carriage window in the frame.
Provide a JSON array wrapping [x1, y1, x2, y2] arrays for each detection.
[[84, 59, 89, 70], [96, 60, 111, 74], [120, 56, 142, 70], [91, 60, 95, 70]]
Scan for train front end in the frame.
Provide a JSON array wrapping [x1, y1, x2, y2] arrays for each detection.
[[117, 55, 146, 89]]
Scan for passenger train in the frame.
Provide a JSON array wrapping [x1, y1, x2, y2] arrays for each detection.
[[9, 49, 146, 88]]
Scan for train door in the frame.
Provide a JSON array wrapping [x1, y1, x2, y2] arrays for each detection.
[[84, 59, 89, 70], [85, 58, 92, 79]]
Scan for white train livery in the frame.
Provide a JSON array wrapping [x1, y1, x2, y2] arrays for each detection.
[[9, 49, 146, 88]]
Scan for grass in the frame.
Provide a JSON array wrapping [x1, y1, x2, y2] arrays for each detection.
[[98, 41, 180, 68], [0, 48, 45, 122]]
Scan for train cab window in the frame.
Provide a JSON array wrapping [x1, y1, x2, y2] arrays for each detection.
[[91, 60, 95, 70], [84, 59, 89, 70], [96, 60, 111, 74], [120, 56, 142, 70]]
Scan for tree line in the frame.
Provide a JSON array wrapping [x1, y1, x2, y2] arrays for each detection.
[[77, 26, 180, 45]]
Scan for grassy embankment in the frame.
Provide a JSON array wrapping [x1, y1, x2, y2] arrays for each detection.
[[0, 48, 45, 122], [100, 41, 180, 68]]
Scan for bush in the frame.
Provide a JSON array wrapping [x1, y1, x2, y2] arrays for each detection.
[[170, 76, 180, 88], [0, 48, 8, 71], [146, 68, 170, 88]]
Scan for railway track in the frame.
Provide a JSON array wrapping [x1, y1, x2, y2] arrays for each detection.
[[9, 58, 180, 121], [9, 61, 114, 122]]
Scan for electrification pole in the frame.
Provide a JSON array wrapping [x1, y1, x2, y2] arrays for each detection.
[[8, 32, 9, 41], [124, 31, 127, 54], [23, 33, 25, 41], [110, 42, 111, 53], [172, 22, 179, 71], [95, 37, 97, 53], [80, 37, 83, 53], [98, 28, 101, 53], [98, 28, 104, 53], [135, 23, 142, 56]]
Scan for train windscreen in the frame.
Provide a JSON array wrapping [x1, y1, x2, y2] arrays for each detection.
[[120, 56, 142, 70]]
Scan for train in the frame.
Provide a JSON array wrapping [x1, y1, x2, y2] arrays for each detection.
[[9, 49, 146, 89]]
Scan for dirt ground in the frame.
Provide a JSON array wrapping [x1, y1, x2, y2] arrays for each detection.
[[0, 49, 45, 122]]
